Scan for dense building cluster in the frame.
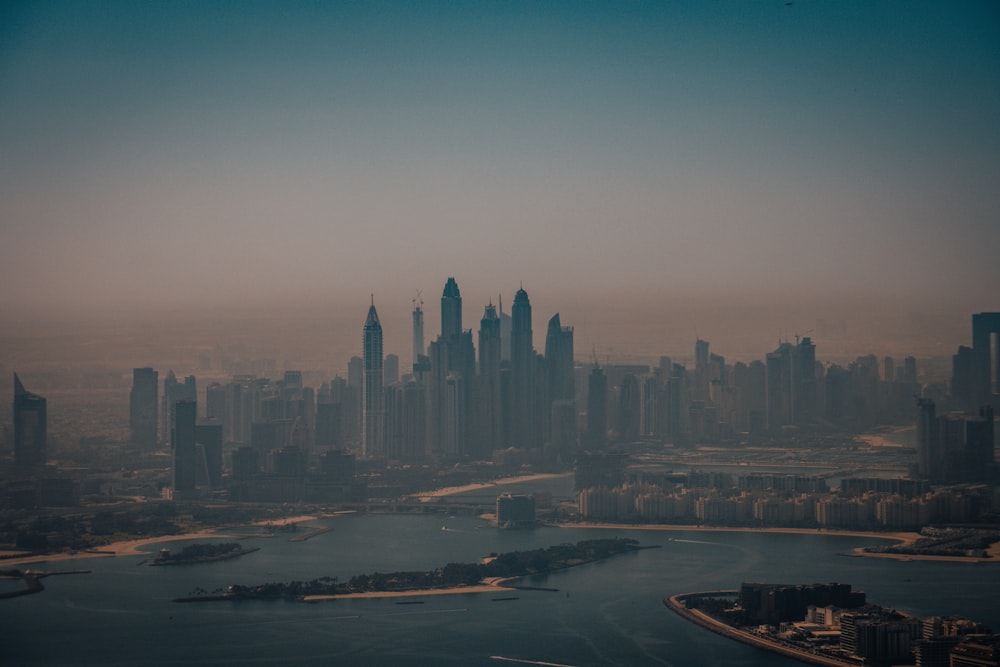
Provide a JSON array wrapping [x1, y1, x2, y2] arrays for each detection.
[[3, 302, 997, 514], [728, 583, 999, 666], [578, 477, 996, 529]]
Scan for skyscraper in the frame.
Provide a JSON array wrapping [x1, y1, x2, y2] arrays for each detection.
[[129, 367, 158, 449], [172, 398, 197, 496], [412, 293, 425, 367], [477, 302, 503, 455], [765, 337, 816, 431], [545, 313, 575, 403], [544, 312, 575, 455], [970, 312, 1000, 410], [510, 286, 538, 447], [585, 364, 607, 450], [441, 277, 462, 339], [13, 373, 47, 467], [428, 278, 475, 458], [363, 298, 384, 458], [162, 371, 196, 449]]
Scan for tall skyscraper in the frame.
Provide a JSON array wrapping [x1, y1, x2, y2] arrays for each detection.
[[477, 302, 503, 455], [498, 295, 512, 362], [545, 313, 575, 402], [510, 286, 538, 447], [917, 398, 997, 484], [13, 373, 46, 467], [428, 278, 475, 458], [544, 312, 575, 455], [585, 364, 607, 450], [196, 420, 223, 488], [162, 371, 196, 448], [172, 398, 197, 496], [766, 337, 816, 431], [129, 367, 158, 449], [441, 277, 462, 339], [412, 293, 425, 367], [363, 298, 384, 458], [971, 312, 1000, 410]]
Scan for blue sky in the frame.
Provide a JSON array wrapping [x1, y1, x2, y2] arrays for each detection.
[[1, 1, 998, 344]]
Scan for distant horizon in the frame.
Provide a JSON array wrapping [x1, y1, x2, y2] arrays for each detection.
[[0, 288, 986, 381]]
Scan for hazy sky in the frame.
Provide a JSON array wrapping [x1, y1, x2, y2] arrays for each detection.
[[1, 1, 998, 342]]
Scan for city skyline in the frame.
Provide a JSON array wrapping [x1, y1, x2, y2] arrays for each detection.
[[1, 1, 998, 329]]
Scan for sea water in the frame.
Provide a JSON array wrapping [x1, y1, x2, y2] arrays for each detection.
[[3, 510, 998, 666]]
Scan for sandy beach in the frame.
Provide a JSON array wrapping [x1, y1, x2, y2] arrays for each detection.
[[303, 584, 513, 602], [0, 530, 232, 567], [413, 472, 573, 500]]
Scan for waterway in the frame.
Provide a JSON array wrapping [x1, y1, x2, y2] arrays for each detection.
[[2, 487, 998, 665]]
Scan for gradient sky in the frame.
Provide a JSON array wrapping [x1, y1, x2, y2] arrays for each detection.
[[1, 1, 998, 347]]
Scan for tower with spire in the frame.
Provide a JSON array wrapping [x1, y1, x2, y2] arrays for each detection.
[[428, 277, 475, 458], [363, 296, 384, 458]]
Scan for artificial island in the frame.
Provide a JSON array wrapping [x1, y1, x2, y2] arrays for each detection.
[[668, 582, 999, 667], [174, 537, 653, 602]]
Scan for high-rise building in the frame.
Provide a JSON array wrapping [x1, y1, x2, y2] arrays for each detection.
[[412, 293, 425, 366], [172, 399, 197, 496], [971, 312, 1000, 409], [585, 365, 607, 450], [13, 373, 46, 467], [766, 337, 816, 431], [161, 371, 196, 448], [314, 389, 342, 450], [345, 357, 364, 445], [477, 303, 503, 455], [917, 398, 996, 484], [428, 278, 475, 458], [510, 287, 538, 448], [441, 277, 462, 339], [545, 313, 575, 403], [363, 299, 384, 458], [196, 420, 223, 488], [384, 353, 400, 386], [498, 295, 512, 362], [617, 373, 641, 441], [205, 382, 225, 421], [129, 367, 158, 449], [541, 310, 576, 455], [401, 380, 427, 460]]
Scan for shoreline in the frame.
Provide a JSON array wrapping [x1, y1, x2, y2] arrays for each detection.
[[665, 592, 862, 667], [302, 579, 517, 602], [6, 514, 995, 568], [559, 522, 920, 545], [413, 472, 573, 500], [1, 512, 350, 568], [558, 522, 1000, 564], [0, 530, 232, 567]]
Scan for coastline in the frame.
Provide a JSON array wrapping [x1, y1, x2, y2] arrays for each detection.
[[1, 512, 348, 568], [559, 522, 1000, 564], [0, 530, 232, 567], [665, 592, 862, 667], [302, 578, 517, 602], [413, 472, 573, 500], [559, 522, 920, 545], [7, 513, 996, 568]]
